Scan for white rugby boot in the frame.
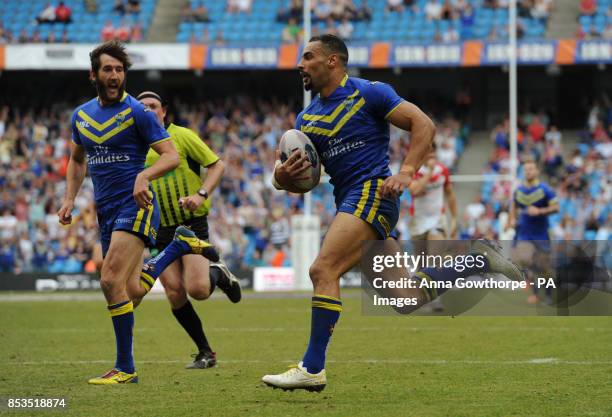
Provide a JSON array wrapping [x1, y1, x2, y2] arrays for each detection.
[[262, 362, 326, 392]]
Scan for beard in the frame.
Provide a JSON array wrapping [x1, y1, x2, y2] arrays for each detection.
[[303, 78, 312, 91], [92, 76, 126, 104], [301, 72, 314, 92]]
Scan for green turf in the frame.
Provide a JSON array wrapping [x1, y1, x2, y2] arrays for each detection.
[[1, 290, 611, 417]]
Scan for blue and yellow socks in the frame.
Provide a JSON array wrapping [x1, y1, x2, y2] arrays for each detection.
[[108, 300, 135, 374], [140, 240, 191, 292], [302, 295, 342, 374], [417, 258, 490, 300]]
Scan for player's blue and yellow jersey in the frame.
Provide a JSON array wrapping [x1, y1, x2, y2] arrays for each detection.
[[295, 74, 403, 204], [70, 92, 171, 208], [514, 181, 557, 240]]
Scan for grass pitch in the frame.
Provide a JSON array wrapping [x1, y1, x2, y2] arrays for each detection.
[[1, 290, 611, 417]]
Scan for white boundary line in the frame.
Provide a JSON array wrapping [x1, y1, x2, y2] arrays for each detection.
[[3, 358, 612, 366], [12, 326, 612, 333]]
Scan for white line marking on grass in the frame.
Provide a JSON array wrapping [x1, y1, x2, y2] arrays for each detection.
[[17, 326, 610, 334], [528, 358, 558, 364], [0, 292, 346, 302], [4, 359, 612, 366]]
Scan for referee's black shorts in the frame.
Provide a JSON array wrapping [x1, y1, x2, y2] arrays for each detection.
[[154, 215, 209, 252]]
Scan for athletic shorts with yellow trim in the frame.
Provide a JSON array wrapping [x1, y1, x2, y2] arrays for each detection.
[[337, 178, 399, 239], [97, 192, 160, 257]]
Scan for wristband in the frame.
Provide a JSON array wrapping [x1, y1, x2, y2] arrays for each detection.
[[271, 160, 283, 190], [197, 189, 208, 199]]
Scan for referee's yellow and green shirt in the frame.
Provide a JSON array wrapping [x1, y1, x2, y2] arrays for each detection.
[[145, 123, 219, 227]]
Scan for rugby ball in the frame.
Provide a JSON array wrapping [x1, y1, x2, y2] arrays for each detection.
[[279, 129, 321, 192]]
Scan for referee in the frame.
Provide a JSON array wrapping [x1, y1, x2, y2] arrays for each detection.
[[137, 91, 241, 369]]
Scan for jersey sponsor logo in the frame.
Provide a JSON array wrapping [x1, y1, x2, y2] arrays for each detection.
[[87, 153, 131, 165], [320, 137, 366, 160], [88, 146, 130, 165], [115, 218, 134, 224], [77, 120, 90, 128]]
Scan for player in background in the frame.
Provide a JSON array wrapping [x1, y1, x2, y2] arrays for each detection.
[[264, 34, 523, 392], [58, 41, 218, 385], [137, 91, 241, 369], [409, 142, 457, 241], [506, 158, 558, 304], [408, 142, 458, 311]]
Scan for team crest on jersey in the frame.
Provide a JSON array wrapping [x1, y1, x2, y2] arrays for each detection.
[[114, 113, 126, 127], [343, 97, 355, 112]]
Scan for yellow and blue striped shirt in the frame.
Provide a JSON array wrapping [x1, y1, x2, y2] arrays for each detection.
[[296, 75, 403, 205], [71, 92, 171, 208]]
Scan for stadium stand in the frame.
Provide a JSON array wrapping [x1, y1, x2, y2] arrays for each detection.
[[0, 0, 156, 43], [577, 0, 612, 39], [0, 96, 469, 274], [475, 101, 611, 242], [176, 0, 551, 44], [0, 0, 558, 44]]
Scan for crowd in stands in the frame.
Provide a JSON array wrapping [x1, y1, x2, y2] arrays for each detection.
[[182, 3, 211, 22], [0, 90, 607, 275], [0, 0, 145, 45], [277, 0, 372, 23], [36, 2, 73, 24], [577, 0, 612, 40], [100, 20, 143, 42], [101, 0, 144, 42], [178, 0, 554, 45], [112, 0, 142, 16], [0, 93, 469, 274], [0, 25, 71, 44], [470, 99, 611, 243]]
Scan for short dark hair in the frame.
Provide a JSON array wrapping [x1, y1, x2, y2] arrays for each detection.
[[309, 34, 349, 66], [90, 40, 132, 73], [136, 91, 166, 107]]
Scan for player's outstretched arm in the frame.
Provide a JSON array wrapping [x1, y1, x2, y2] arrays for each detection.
[[272, 149, 312, 194], [58, 143, 87, 225], [133, 139, 179, 208], [381, 101, 436, 197]]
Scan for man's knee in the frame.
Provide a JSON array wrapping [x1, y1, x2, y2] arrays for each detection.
[[162, 276, 185, 302], [164, 284, 187, 307], [100, 259, 123, 294], [309, 257, 340, 286], [185, 282, 210, 301]]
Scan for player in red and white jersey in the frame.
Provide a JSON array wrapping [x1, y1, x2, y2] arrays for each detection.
[[408, 143, 458, 242]]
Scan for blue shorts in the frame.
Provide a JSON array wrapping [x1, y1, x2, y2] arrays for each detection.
[[97, 193, 160, 257], [514, 233, 551, 253], [337, 178, 399, 239]]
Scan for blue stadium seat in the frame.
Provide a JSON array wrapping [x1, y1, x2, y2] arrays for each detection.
[[578, 16, 591, 27]]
